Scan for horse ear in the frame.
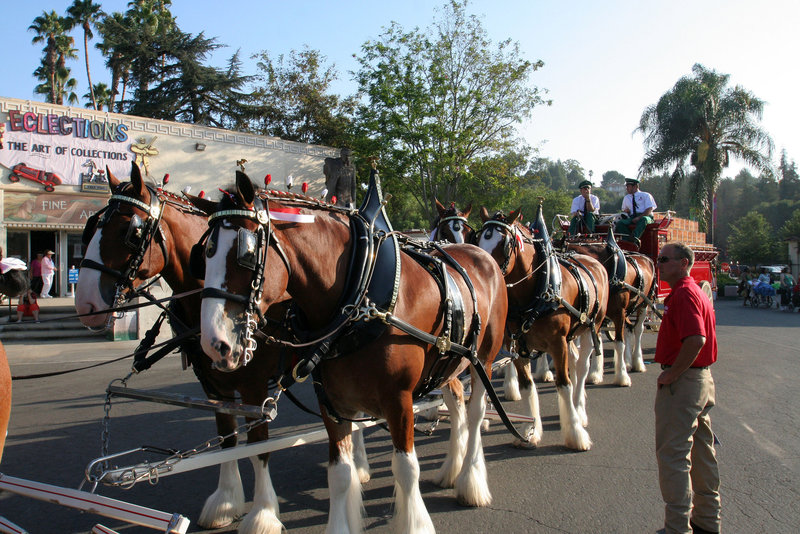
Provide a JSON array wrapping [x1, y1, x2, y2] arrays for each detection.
[[107, 166, 120, 190], [435, 198, 446, 216], [236, 171, 256, 207], [130, 162, 146, 197], [479, 206, 490, 222], [186, 193, 217, 215], [508, 207, 523, 224], [462, 203, 472, 218]]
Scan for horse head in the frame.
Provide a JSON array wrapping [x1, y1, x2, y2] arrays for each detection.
[[432, 198, 473, 243], [191, 171, 294, 372], [75, 162, 182, 329], [476, 206, 527, 275]]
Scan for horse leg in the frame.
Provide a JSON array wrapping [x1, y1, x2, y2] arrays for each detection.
[[587, 327, 605, 384], [197, 413, 245, 529], [455, 365, 492, 507], [512, 358, 543, 448], [533, 352, 554, 382], [553, 339, 592, 451], [385, 392, 435, 533], [324, 417, 365, 534], [629, 312, 647, 372], [572, 334, 594, 428], [237, 395, 283, 534], [503, 359, 521, 401], [433, 379, 467, 489], [612, 317, 631, 387], [352, 423, 371, 483]]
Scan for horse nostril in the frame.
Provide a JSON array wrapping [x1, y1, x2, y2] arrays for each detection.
[[214, 340, 231, 358]]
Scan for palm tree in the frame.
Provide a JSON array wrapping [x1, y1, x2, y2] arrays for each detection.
[[66, 0, 103, 110], [637, 63, 774, 232], [29, 10, 66, 103], [84, 82, 111, 110]]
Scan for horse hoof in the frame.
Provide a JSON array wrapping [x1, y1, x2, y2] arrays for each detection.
[[481, 419, 490, 432], [357, 467, 371, 484], [587, 372, 603, 385], [513, 437, 537, 449], [614, 376, 632, 387]]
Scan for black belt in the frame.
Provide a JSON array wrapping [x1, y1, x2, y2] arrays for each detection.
[[660, 364, 709, 370]]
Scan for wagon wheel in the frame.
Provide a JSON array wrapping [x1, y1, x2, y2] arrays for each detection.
[[44, 183, 55, 192], [8, 174, 20, 182], [699, 281, 714, 309]]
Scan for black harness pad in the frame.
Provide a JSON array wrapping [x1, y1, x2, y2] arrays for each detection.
[[514, 204, 561, 326]]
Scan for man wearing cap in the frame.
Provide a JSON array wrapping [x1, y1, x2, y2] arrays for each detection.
[[568, 180, 600, 235], [40, 250, 57, 298], [615, 177, 657, 246]]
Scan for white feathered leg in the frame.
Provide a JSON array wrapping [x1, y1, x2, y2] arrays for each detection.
[[455, 375, 492, 507], [237, 457, 283, 534], [572, 334, 593, 428], [558, 348, 592, 451], [628, 313, 647, 372], [197, 460, 245, 528], [587, 334, 604, 384], [433, 387, 467, 488], [326, 439, 364, 534], [353, 427, 371, 483], [613, 333, 631, 386], [392, 449, 435, 534], [503, 362, 521, 401], [513, 360, 543, 448], [533, 353, 554, 382]]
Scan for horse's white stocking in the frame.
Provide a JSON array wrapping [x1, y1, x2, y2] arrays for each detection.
[[557, 381, 592, 451], [513, 380, 543, 448], [197, 460, 245, 528], [237, 457, 283, 534], [534, 353, 554, 382], [455, 377, 492, 507], [353, 427, 371, 483], [433, 387, 467, 488], [572, 334, 593, 428], [587, 335, 604, 384], [326, 447, 364, 534], [613, 335, 631, 387], [392, 449, 435, 534], [628, 313, 647, 372], [503, 363, 521, 401]]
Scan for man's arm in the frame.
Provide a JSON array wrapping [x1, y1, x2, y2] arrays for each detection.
[[657, 334, 706, 387]]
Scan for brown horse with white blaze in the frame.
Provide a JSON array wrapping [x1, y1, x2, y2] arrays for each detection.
[[477, 206, 608, 450], [193, 171, 508, 532], [74, 162, 322, 534]]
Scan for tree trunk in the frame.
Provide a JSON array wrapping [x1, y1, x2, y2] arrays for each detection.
[[84, 29, 97, 110]]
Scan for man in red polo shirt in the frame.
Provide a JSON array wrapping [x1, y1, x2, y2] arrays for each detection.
[[655, 242, 720, 534]]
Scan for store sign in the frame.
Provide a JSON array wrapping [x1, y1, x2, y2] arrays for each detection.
[[3, 192, 108, 225], [1, 109, 133, 187]]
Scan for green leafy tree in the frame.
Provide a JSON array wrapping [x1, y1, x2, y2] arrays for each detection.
[[66, 0, 103, 110], [353, 0, 550, 221], [96, 11, 134, 111], [248, 48, 355, 146], [778, 150, 800, 200], [637, 63, 774, 232], [84, 82, 111, 110], [727, 211, 781, 265], [780, 208, 800, 239], [601, 170, 626, 188]]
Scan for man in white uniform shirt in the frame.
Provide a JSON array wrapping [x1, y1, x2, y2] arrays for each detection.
[[40, 249, 57, 298], [568, 180, 600, 235], [615, 177, 657, 247]]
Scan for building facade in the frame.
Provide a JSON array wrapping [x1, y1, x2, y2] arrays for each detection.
[[0, 97, 337, 297]]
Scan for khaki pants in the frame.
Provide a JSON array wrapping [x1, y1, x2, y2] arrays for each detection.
[[655, 368, 721, 533]]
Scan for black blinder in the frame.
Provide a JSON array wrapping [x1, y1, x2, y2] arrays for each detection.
[[124, 214, 144, 249], [189, 243, 206, 279], [237, 228, 259, 271]]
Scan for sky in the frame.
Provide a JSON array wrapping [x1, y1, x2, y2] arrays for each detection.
[[2, 0, 798, 185]]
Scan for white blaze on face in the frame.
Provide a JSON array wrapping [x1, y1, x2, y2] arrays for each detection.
[[200, 226, 243, 366], [447, 220, 465, 243], [74, 229, 110, 328], [477, 227, 503, 256]]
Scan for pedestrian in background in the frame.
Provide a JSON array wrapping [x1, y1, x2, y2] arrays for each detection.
[[40, 250, 56, 298], [654, 242, 721, 534], [30, 252, 43, 296]]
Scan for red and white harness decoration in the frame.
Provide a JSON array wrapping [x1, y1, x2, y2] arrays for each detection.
[[269, 207, 315, 224]]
